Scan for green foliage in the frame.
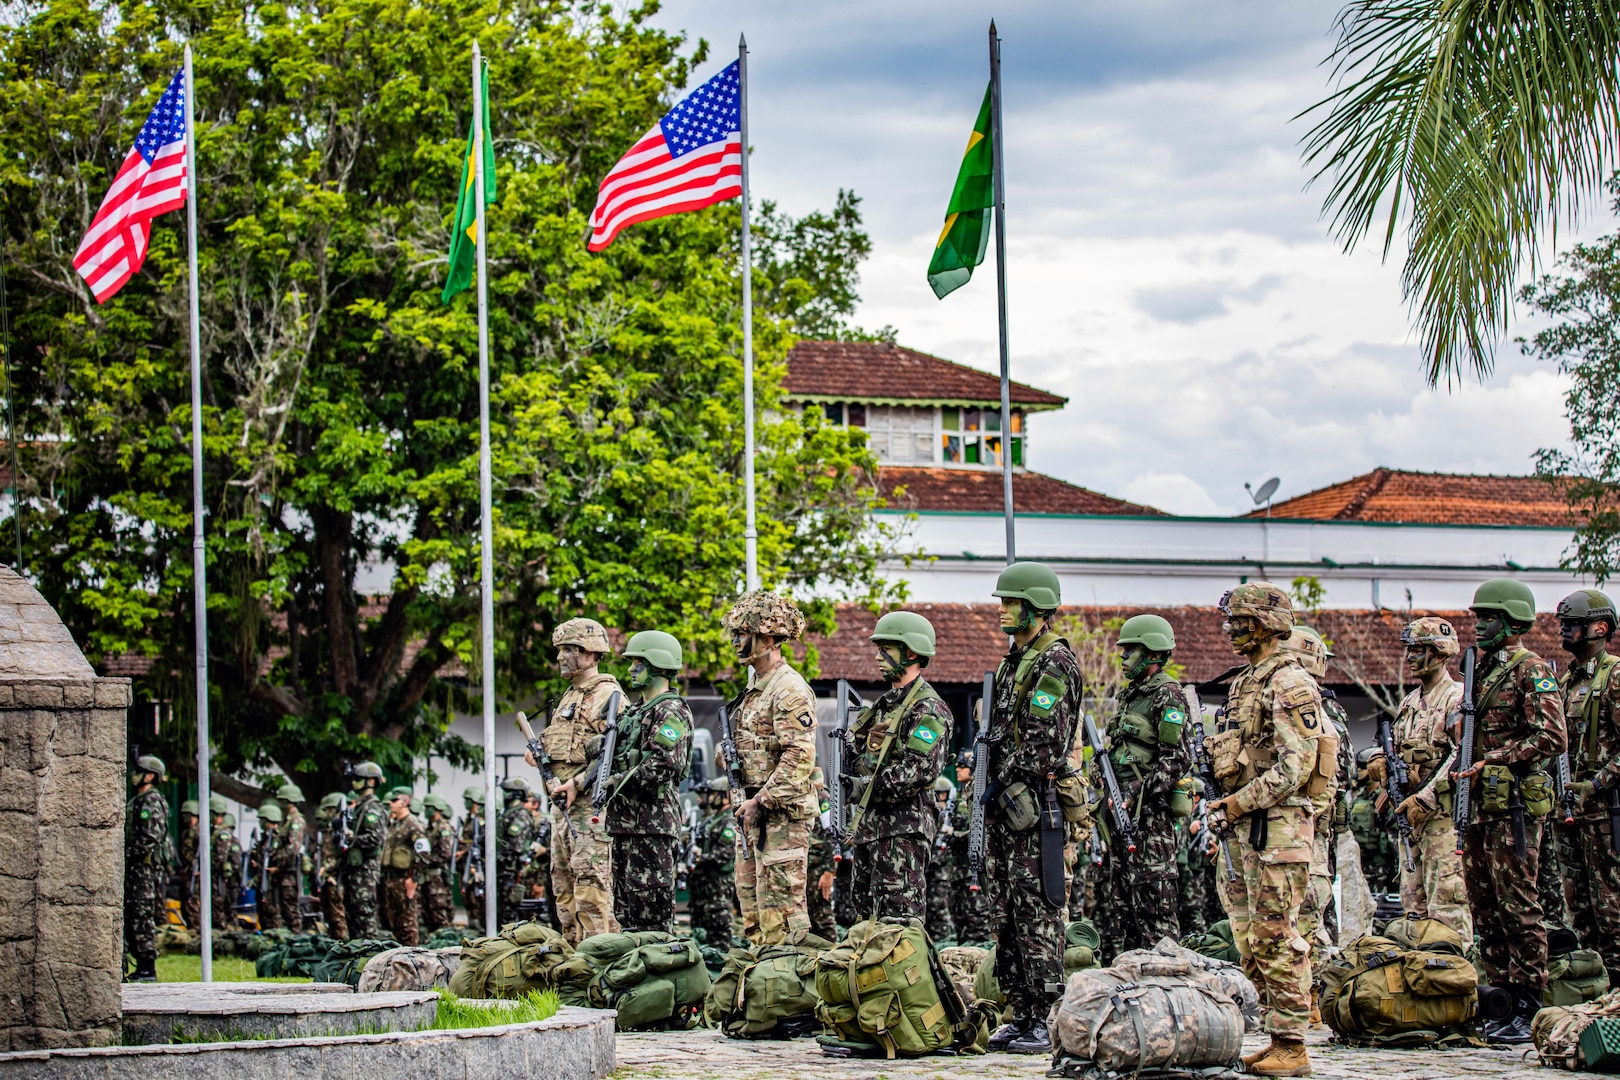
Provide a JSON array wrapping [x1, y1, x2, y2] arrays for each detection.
[[1300, 0, 1620, 386], [0, 0, 900, 796], [433, 987, 559, 1028], [1289, 575, 1327, 619]]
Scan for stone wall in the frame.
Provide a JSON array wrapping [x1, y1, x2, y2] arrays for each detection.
[[0, 567, 130, 1050]]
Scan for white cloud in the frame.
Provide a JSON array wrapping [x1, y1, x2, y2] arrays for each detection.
[[1120, 472, 1224, 516]]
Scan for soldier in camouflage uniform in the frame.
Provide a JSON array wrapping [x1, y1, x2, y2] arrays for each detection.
[[1175, 803, 1213, 939], [806, 771, 838, 940], [316, 793, 349, 939], [983, 563, 1084, 1055], [124, 755, 169, 981], [1454, 579, 1568, 1042], [1095, 614, 1194, 963], [341, 761, 388, 939], [210, 797, 242, 931], [721, 590, 819, 946], [690, 778, 739, 948], [270, 782, 307, 932], [948, 750, 995, 944], [600, 630, 694, 932], [419, 793, 458, 934], [1349, 750, 1399, 893], [178, 799, 201, 930], [456, 785, 486, 933], [840, 612, 954, 925], [1555, 590, 1620, 985], [495, 777, 536, 928], [250, 803, 284, 929], [925, 776, 957, 942], [520, 791, 552, 920], [1207, 582, 1328, 1077], [379, 787, 427, 944], [530, 618, 622, 943]]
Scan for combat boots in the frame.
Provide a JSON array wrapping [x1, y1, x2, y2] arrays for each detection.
[[1004, 1017, 1052, 1055], [1241, 1037, 1276, 1067], [1247, 1036, 1311, 1077], [131, 956, 157, 983], [1482, 986, 1538, 1045]]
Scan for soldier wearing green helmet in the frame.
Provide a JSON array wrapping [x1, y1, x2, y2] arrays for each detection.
[[983, 562, 1083, 1054], [689, 776, 739, 948], [595, 629, 693, 932], [496, 776, 537, 927], [1094, 613, 1193, 963], [178, 798, 202, 930], [841, 610, 954, 927], [1455, 578, 1567, 1043], [456, 785, 487, 932], [417, 792, 458, 934], [123, 754, 170, 981], [342, 761, 389, 938], [315, 793, 349, 938], [266, 781, 308, 932], [1554, 588, 1620, 984], [209, 795, 242, 932]]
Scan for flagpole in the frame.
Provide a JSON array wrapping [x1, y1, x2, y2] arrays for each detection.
[[738, 34, 759, 592], [472, 40, 498, 935], [988, 21, 1015, 566], [183, 43, 213, 983]]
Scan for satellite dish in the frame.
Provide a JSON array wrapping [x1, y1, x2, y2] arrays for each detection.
[[1245, 477, 1281, 506]]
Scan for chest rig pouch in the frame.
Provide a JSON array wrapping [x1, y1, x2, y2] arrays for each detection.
[[993, 631, 1066, 747]]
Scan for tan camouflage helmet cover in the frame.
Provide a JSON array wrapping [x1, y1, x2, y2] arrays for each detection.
[[1401, 616, 1460, 657], [1282, 624, 1329, 678], [1217, 581, 1294, 634], [722, 589, 806, 639], [552, 617, 612, 654]]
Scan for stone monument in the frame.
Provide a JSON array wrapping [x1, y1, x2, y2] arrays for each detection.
[[0, 566, 131, 1049]]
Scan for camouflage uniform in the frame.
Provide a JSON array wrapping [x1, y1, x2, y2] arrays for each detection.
[[457, 811, 486, 933], [1296, 692, 1350, 980], [1175, 817, 1212, 938], [925, 797, 957, 942], [605, 691, 694, 932], [318, 817, 348, 939], [947, 794, 995, 943], [212, 818, 242, 930], [1461, 644, 1567, 993], [123, 787, 169, 967], [380, 808, 427, 945], [806, 816, 838, 940], [1096, 669, 1193, 962], [1392, 673, 1473, 940], [690, 803, 738, 948], [179, 815, 201, 930], [540, 671, 622, 942], [1348, 784, 1398, 892], [251, 816, 281, 931], [420, 813, 458, 933], [1561, 651, 1620, 976], [271, 804, 307, 932], [496, 795, 536, 929], [520, 808, 555, 925], [1212, 648, 1328, 1041], [844, 677, 954, 923], [341, 791, 387, 939], [986, 631, 1084, 1019]]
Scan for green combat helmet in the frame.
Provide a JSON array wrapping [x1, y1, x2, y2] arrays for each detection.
[[993, 561, 1062, 612], [624, 629, 683, 673], [209, 794, 229, 815], [1557, 589, 1617, 630], [421, 793, 451, 815], [180, 799, 200, 816], [224, 812, 237, 829], [276, 781, 305, 803], [871, 611, 937, 657], [133, 754, 166, 780], [932, 775, 956, 796], [500, 777, 531, 802], [1117, 613, 1175, 680], [1471, 579, 1537, 649], [349, 761, 384, 789], [257, 803, 284, 824], [386, 786, 413, 803], [462, 784, 485, 806], [318, 792, 346, 813]]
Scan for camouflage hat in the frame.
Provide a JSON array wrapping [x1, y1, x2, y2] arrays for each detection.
[[1218, 582, 1294, 635], [421, 793, 452, 814], [209, 794, 229, 814], [1282, 625, 1328, 679], [722, 590, 806, 639], [257, 803, 284, 824], [386, 786, 413, 803], [1401, 616, 1460, 657], [552, 617, 612, 654], [180, 799, 200, 816], [319, 792, 346, 811], [276, 781, 305, 803]]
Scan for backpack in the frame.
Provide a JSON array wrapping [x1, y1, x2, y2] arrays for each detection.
[[1546, 928, 1612, 1007], [1318, 921, 1477, 1043], [449, 922, 574, 1000], [814, 919, 972, 1058], [1115, 937, 1261, 1035], [973, 920, 1103, 1023], [937, 946, 989, 1013], [357, 946, 462, 992], [424, 926, 477, 949], [311, 938, 402, 987], [1181, 918, 1240, 965], [255, 932, 336, 978], [571, 931, 710, 1030], [1050, 958, 1245, 1074], [1533, 987, 1620, 1070], [705, 939, 828, 1039]]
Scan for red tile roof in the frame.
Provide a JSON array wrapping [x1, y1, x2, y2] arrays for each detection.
[[1253, 468, 1576, 528], [808, 602, 1563, 688], [785, 341, 1066, 409], [879, 466, 1164, 516]]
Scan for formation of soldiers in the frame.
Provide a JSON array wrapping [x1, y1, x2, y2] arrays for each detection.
[[121, 568, 1620, 1075]]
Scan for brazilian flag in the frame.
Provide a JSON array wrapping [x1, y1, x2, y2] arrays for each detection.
[[441, 65, 498, 304], [927, 84, 994, 300]]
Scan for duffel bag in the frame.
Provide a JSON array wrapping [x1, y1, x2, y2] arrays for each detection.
[[706, 942, 822, 1039], [1115, 937, 1261, 1034], [1051, 965, 1244, 1073], [587, 935, 711, 1030], [311, 938, 401, 987]]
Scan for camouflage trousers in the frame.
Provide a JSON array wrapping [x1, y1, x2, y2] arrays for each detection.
[[380, 872, 419, 946], [258, 876, 281, 930], [1463, 813, 1548, 991], [1177, 847, 1214, 938], [987, 819, 1064, 1017], [735, 811, 810, 946], [689, 865, 736, 948], [320, 877, 348, 940], [1096, 824, 1181, 964], [213, 876, 238, 931], [1398, 811, 1473, 942], [806, 859, 837, 941], [613, 833, 676, 933], [342, 864, 381, 939], [551, 801, 616, 944], [123, 861, 162, 963], [1541, 815, 1570, 929], [272, 871, 303, 933], [180, 877, 201, 932], [948, 852, 996, 945], [420, 875, 455, 934], [462, 881, 485, 935], [1297, 824, 1334, 982], [1561, 817, 1620, 975], [848, 833, 929, 924], [925, 844, 954, 942], [1216, 833, 1312, 1040]]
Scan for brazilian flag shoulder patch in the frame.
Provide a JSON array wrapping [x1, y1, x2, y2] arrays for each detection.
[[1163, 708, 1186, 726], [720, 825, 736, 843], [905, 715, 945, 755], [652, 719, 687, 749], [1533, 675, 1558, 693], [1029, 672, 1067, 718]]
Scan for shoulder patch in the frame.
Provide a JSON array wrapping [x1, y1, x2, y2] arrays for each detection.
[[796, 711, 815, 729], [1029, 672, 1067, 718], [1533, 676, 1558, 693], [652, 717, 688, 750], [905, 714, 946, 755], [1163, 708, 1186, 726], [720, 825, 736, 843]]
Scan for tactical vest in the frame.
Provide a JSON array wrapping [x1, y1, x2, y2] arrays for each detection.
[[1105, 671, 1180, 777], [851, 678, 940, 779], [1470, 647, 1533, 760], [1394, 679, 1460, 788], [1565, 653, 1619, 772], [1224, 654, 1332, 792], [542, 673, 620, 778], [993, 630, 1065, 745]]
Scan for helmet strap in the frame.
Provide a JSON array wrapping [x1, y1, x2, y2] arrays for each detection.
[[877, 644, 912, 684]]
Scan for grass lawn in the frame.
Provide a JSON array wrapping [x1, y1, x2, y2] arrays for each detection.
[[154, 954, 312, 983]]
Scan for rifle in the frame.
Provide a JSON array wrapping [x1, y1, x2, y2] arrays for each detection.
[[1185, 684, 1236, 882], [1452, 646, 1478, 855], [1083, 712, 1136, 854], [461, 818, 485, 889], [718, 702, 751, 858], [832, 680, 867, 846], [968, 671, 993, 892], [517, 710, 578, 838], [1379, 716, 1417, 873], [936, 785, 958, 854], [589, 691, 624, 824], [1557, 751, 1577, 826], [677, 802, 700, 891]]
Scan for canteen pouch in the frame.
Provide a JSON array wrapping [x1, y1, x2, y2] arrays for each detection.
[[997, 782, 1038, 832], [1305, 729, 1340, 799], [1207, 727, 1243, 786], [1520, 771, 1554, 818], [1479, 763, 1514, 815], [387, 846, 413, 870], [1169, 778, 1197, 819], [1432, 775, 1455, 816], [1054, 770, 1089, 823]]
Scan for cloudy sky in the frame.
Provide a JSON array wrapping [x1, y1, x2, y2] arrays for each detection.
[[649, 0, 1609, 515]]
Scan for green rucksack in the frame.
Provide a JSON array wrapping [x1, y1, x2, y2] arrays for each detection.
[[1181, 919, 1241, 965], [448, 921, 573, 1000], [585, 933, 711, 1031], [424, 926, 477, 949], [815, 919, 972, 1058], [1319, 921, 1478, 1044], [973, 920, 1102, 1022], [704, 937, 831, 1039], [311, 938, 402, 987], [255, 932, 336, 978], [1545, 929, 1612, 1007]]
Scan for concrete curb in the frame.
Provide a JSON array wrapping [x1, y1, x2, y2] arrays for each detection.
[[120, 986, 439, 1045], [0, 1006, 616, 1080]]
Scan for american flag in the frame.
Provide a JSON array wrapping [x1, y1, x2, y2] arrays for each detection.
[[74, 69, 189, 303], [587, 61, 742, 252]]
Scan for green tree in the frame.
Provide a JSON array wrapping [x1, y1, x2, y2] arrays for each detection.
[[1301, 0, 1620, 386], [0, 0, 900, 801]]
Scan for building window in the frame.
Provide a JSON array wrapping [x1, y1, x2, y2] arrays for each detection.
[[940, 407, 1024, 467], [823, 402, 843, 424]]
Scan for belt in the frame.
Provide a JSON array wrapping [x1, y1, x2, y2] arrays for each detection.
[[383, 868, 413, 878]]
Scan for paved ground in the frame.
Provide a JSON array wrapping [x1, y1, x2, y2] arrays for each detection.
[[614, 1027, 1553, 1079]]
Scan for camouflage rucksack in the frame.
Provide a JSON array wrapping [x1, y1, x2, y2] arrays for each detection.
[[449, 921, 573, 1000], [255, 932, 336, 978], [311, 938, 403, 987], [357, 946, 462, 993], [1051, 958, 1245, 1074], [1533, 987, 1620, 1069], [704, 937, 830, 1039], [815, 919, 973, 1058], [1318, 922, 1477, 1044], [1545, 928, 1612, 1007]]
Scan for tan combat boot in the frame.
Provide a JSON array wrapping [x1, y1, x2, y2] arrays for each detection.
[[1240, 1037, 1275, 1068], [1248, 1036, 1311, 1077], [1309, 987, 1322, 1026]]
